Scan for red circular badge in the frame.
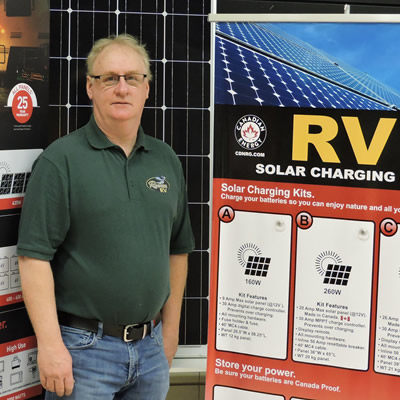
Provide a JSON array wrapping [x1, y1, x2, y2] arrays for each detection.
[[218, 206, 235, 223], [12, 89, 33, 123], [380, 218, 397, 237]]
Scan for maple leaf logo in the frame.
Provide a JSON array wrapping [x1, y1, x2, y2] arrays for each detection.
[[242, 123, 260, 141]]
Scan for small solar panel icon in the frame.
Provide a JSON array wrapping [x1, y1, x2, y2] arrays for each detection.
[[323, 264, 352, 286], [245, 256, 271, 277], [12, 173, 26, 194], [24, 172, 31, 192], [0, 174, 13, 195]]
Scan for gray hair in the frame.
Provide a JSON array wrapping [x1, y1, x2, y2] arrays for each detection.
[[86, 34, 152, 81]]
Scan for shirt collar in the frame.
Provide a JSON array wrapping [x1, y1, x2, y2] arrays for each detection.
[[86, 114, 151, 152]]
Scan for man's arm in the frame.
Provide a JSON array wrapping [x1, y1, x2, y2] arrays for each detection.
[[161, 253, 188, 367], [19, 256, 75, 397]]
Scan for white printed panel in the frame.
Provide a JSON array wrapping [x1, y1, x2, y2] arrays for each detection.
[[375, 226, 400, 375], [0, 257, 9, 273], [216, 210, 292, 358], [0, 347, 39, 396], [10, 272, 20, 289], [0, 274, 9, 291], [214, 386, 284, 400], [0, 246, 21, 297], [0, 149, 42, 199], [293, 217, 374, 370], [10, 256, 19, 271]]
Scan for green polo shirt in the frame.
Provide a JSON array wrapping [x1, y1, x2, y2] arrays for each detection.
[[17, 116, 195, 325]]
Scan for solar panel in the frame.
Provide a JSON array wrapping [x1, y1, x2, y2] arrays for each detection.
[[323, 264, 352, 286], [244, 256, 271, 277], [216, 22, 400, 110], [0, 175, 13, 195], [11, 174, 26, 194], [49, 0, 210, 348]]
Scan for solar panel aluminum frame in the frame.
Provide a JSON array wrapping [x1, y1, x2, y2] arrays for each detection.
[[215, 0, 400, 14], [208, 13, 400, 23]]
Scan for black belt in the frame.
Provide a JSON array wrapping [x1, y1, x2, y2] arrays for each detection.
[[57, 311, 161, 342]]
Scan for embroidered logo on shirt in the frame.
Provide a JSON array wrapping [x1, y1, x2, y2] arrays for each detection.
[[146, 176, 170, 193]]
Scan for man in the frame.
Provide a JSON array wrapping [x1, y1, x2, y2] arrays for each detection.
[[17, 34, 195, 399]]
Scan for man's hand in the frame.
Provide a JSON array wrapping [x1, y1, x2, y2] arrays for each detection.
[[38, 342, 75, 396], [162, 326, 179, 367], [19, 257, 75, 395], [161, 254, 188, 368]]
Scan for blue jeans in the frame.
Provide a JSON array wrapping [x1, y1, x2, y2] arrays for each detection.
[[45, 321, 169, 400]]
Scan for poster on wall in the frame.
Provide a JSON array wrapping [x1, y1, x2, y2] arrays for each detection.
[[0, 0, 49, 150], [0, 308, 41, 400], [0, 149, 42, 308], [206, 17, 400, 399], [0, 0, 48, 398]]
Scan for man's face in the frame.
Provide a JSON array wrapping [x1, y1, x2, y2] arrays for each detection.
[[86, 44, 150, 127]]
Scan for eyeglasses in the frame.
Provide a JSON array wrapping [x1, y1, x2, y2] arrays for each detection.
[[90, 73, 147, 87]]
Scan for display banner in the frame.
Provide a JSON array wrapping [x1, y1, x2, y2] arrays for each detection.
[[0, 1, 48, 398], [0, 1, 49, 149], [0, 308, 40, 400], [206, 19, 400, 399]]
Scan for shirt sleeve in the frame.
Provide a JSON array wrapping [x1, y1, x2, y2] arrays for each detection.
[[17, 156, 71, 261], [169, 160, 195, 255]]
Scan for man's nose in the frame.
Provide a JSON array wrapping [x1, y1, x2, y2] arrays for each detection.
[[115, 76, 130, 92]]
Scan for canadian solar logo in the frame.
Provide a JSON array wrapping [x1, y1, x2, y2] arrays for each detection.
[[234, 114, 267, 150]]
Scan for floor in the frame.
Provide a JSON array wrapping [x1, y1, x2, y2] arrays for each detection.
[[167, 357, 207, 400]]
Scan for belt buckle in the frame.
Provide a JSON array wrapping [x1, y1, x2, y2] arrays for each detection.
[[123, 323, 147, 342]]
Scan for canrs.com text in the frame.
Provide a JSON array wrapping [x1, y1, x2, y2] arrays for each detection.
[[235, 151, 265, 157]]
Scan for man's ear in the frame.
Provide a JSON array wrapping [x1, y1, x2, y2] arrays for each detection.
[[86, 76, 93, 100]]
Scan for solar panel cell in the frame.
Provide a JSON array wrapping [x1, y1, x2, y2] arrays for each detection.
[[216, 22, 400, 111]]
